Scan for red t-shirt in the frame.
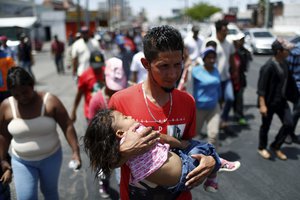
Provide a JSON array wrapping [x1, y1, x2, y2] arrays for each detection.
[[231, 53, 241, 91], [78, 67, 105, 118], [51, 40, 65, 55], [88, 88, 108, 120], [109, 83, 196, 200]]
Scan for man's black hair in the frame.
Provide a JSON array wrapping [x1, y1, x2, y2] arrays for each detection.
[[143, 25, 184, 63], [215, 20, 229, 32]]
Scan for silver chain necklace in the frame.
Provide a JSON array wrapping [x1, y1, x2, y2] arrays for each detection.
[[101, 87, 108, 108], [142, 83, 173, 124]]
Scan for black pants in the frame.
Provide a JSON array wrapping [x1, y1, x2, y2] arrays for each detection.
[[129, 183, 180, 200], [259, 102, 293, 150], [233, 87, 245, 119], [54, 55, 65, 74], [292, 98, 300, 136]]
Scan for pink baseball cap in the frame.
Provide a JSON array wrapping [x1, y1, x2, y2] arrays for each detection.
[[0, 35, 7, 41], [105, 57, 127, 91]]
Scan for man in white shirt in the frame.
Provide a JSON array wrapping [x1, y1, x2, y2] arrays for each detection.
[[184, 25, 204, 63], [179, 25, 205, 94], [130, 51, 147, 84], [72, 26, 101, 77], [203, 20, 236, 128]]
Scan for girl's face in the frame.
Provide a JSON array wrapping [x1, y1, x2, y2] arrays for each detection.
[[112, 111, 137, 132], [10, 85, 35, 105]]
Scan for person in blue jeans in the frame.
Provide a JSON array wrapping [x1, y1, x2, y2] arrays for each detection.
[[84, 109, 241, 195], [0, 67, 81, 200]]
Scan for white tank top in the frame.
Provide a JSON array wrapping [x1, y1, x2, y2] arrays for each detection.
[[8, 93, 61, 161]]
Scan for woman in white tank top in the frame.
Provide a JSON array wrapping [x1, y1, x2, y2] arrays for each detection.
[[0, 67, 81, 200]]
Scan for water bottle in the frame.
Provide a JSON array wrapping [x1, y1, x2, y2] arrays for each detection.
[[68, 160, 79, 172]]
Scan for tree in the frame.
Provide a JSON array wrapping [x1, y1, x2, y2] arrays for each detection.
[[185, 3, 221, 21]]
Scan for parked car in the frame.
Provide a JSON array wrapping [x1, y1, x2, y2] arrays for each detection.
[[244, 28, 276, 54], [226, 23, 244, 42]]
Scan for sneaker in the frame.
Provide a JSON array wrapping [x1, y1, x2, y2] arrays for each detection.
[[258, 149, 271, 159], [220, 121, 229, 129], [238, 118, 247, 126], [219, 158, 241, 172], [203, 179, 218, 193], [99, 181, 110, 199]]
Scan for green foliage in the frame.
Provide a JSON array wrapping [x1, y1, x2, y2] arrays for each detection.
[[185, 3, 221, 21], [259, 0, 266, 7]]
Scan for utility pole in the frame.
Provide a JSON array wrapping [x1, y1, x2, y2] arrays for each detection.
[[184, 0, 189, 24], [264, 0, 270, 28], [76, 0, 81, 31], [31, 0, 37, 52], [85, 0, 89, 28]]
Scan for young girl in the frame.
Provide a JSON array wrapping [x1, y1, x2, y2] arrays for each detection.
[[84, 109, 241, 193]]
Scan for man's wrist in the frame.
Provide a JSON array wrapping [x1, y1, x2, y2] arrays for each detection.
[[206, 144, 221, 172]]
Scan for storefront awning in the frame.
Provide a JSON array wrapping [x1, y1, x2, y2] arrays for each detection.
[[0, 17, 37, 28]]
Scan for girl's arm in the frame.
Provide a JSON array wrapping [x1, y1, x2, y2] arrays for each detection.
[[159, 134, 189, 149]]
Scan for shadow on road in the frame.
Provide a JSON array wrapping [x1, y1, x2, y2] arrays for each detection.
[[281, 146, 300, 160], [218, 150, 241, 161]]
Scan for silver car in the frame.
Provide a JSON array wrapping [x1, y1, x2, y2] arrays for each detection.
[[244, 28, 276, 54]]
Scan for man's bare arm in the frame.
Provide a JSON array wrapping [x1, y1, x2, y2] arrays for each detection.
[[185, 154, 216, 188]]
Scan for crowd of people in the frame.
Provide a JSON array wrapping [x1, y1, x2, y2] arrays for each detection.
[[0, 20, 300, 200]]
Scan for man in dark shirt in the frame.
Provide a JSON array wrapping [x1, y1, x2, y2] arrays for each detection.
[[257, 39, 297, 160], [18, 33, 34, 80], [286, 42, 300, 144], [51, 35, 65, 74]]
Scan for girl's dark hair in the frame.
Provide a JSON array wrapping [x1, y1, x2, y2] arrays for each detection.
[[83, 109, 121, 177], [7, 67, 34, 90], [143, 25, 184, 63]]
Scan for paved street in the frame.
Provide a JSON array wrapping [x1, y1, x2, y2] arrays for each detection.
[[9, 43, 300, 200]]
